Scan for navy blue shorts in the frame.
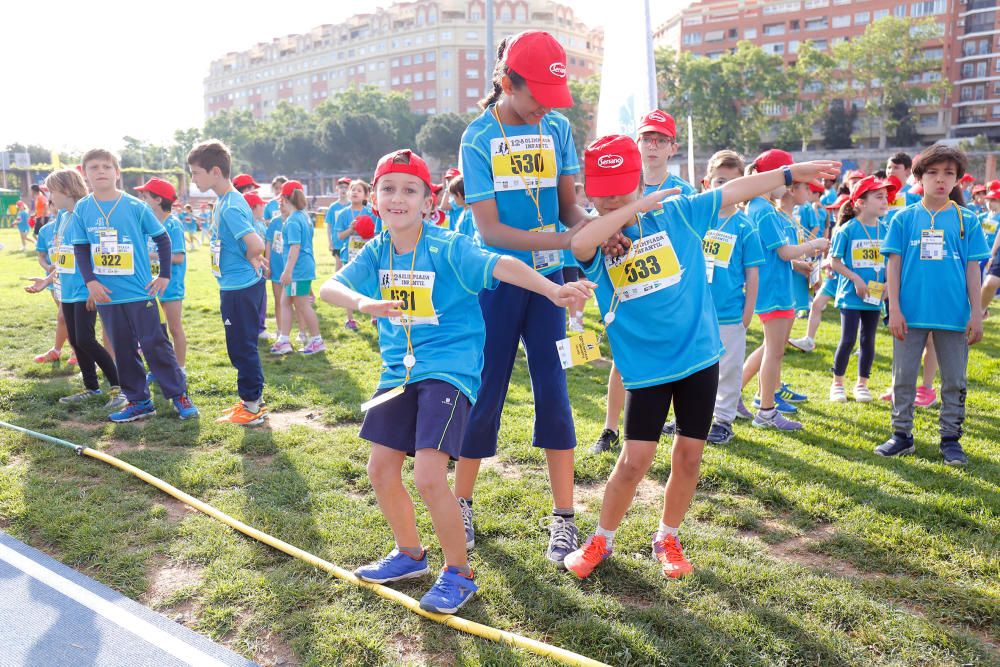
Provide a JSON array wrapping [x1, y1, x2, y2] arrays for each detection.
[[359, 379, 470, 460], [988, 255, 1000, 279], [460, 272, 576, 459]]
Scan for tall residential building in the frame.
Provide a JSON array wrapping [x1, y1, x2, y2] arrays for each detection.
[[204, 0, 603, 120], [658, 0, 1000, 146]]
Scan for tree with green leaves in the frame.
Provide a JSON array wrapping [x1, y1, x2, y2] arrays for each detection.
[[779, 42, 838, 152], [416, 113, 473, 165], [833, 16, 949, 150], [823, 99, 857, 150], [562, 77, 600, 155]]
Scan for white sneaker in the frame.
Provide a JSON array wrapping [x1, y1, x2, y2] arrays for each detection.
[[829, 382, 847, 402], [297, 332, 307, 345], [258, 331, 274, 341], [789, 336, 815, 352], [853, 384, 873, 403], [568, 317, 584, 334]]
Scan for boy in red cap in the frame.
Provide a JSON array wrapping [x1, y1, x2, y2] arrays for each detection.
[[244, 191, 272, 341], [455, 29, 597, 566], [135, 177, 190, 378], [232, 173, 260, 193], [187, 140, 268, 425], [320, 148, 593, 613], [562, 135, 838, 579], [326, 176, 352, 261]]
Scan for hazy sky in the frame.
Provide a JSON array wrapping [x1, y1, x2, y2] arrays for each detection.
[[3, 1, 686, 152]]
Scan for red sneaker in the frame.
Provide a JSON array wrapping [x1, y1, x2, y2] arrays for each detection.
[[564, 535, 611, 579], [915, 386, 938, 408], [33, 349, 60, 363], [652, 534, 694, 579]]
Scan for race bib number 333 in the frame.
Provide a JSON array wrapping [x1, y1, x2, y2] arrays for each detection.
[[490, 134, 557, 192], [379, 269, 438, 326], [604, 231, 682, 301]]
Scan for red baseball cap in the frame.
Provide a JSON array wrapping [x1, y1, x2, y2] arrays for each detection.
[[505, 30, 573, 108], [233, 174, 259, 189], [885, 175, 902, 202], [807, 181, 825, 194], [337, 177, 352, 185], [825, 193, 850, 211], [15, 200, 24, 206], [850, 176, 891, 203], [372, 149, 433, 191], [431, 183, 444, 195], [243, 192, 265, 208], [280, 180, 304, 197], [959, 173, 976, 184], [972, 184, 987, 194], [135, 177, 177, 202], [637, 110, 677, 139], [752, 149, 794, 173], [910, 182, 924, 196], [985, 187, 1000, 200], [444, 167, 461, 180], [988, 180, 1000, 190], [844, 169, 866, 181], [584, 134, 642, 198]]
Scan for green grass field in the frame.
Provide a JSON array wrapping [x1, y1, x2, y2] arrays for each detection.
[[0, 226, 997, 666]]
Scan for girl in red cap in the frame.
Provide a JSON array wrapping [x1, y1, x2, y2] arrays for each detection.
[[454, 29, 596, 567], [562, 134, 839, 580]]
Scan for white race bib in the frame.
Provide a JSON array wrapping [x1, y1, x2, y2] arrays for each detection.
[[702, 229, 737, 269], [272, 231, 284, 256], [850, 239, 883, 269], [920, 229, 944, 261], [489, 134, 558, 192], [530, 224, 561, 271], [379, 269, 438, 326], [210, 240, 222, 277], [603, 231, 682, 302], [92, 244, 135, 276]]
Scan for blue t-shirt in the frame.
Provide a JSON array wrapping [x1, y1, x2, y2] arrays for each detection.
[[704, 210, 765, 325], [17, 210, 30, 231], [36, 219, 58, 293], [460, 106, 580, 275], [580, 189, 724, 389], [645, 173, 696, 197], [454, 207, 476, 239], [326, 201, 348, 250], [68, 192, 166, 305], [335, 223, 502, 402], [264, 199, 281, 222], [746, 197, 794, 314], [282, 209, 316, 281], [212, 191, 262, 291], [48, 210, 87, 304], [978, 211, 999, 252], [882, 203, 990, 331], [335, 205, 375, 262], [830, 218, 888, 311], [266, 217, 285, 281], [161, 214, 187, 302], [821, 188, 838, 206]]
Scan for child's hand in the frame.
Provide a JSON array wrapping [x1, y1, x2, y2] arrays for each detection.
[[636, 188, 681, 213], [549, 280, 596, 309], [888, 308, 907, 341], [23, 276, 49, 293], [808, 238, 830, 254], [86, 280, 112, 304], [967, 312, 984, 346], [852, 276, 868, 300], [601, 230, 631, 257], [280, 271, 292, 286], [358, 297, 403, 319], [146, 276, 169, 297], [790, 161, 842, 183]]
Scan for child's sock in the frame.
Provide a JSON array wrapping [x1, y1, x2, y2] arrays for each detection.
[[243, 399, 260, 413], [595, 525, 616, 550], [276, 334, 289, 343], [553, 507, 575, 521], [655, 522, 679, 541], [397, 545, 424, 560], [449, 564, 473, 576], [758, 407, 777, 419]]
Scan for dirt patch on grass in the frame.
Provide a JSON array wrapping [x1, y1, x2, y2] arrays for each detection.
[[103, 440, 149, 455], [141, 556, 205, 610], [253, 629, 299, 667], [391, 633, 456, 666], [576, 478, 662, 512], [158, 496, 194, 522], [266, 409, 333, 432], [479, 457, 525, 481], [749, 523, 866, 578]]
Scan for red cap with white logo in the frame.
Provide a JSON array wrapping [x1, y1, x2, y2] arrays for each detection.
[[636, 109, 677, 139], [505, 30, 573, 108], [584, 134, 642, 198]]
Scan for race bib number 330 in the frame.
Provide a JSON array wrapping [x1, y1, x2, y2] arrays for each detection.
[[604, 231, 682, 301], [379, 269, 438, 326], [490, 134, 557, 192]]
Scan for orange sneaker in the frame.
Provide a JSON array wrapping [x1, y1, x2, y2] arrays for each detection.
[[215, 402, 268, 426], [652, 534, 693, 579], [34, 348, 60, 363], [564, 535, 611, 579]]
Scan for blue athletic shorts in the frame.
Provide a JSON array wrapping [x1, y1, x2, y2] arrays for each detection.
[[359, 379, 470, 460]]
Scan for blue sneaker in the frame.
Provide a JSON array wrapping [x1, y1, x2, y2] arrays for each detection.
[[753, 395, 798, 414], [735, 400, 754, 420], [875, 433, 915, 457], [109, 399, 156, 423], [940, 439, 968, 466], [776, 383, 808, 403], [419, 567, 479, 614], [354, 548, 430, 584], [172, 393, 199, 420], [146, 371, 156, 386]]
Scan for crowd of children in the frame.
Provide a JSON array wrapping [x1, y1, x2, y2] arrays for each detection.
[[13, 27, 995, 616]]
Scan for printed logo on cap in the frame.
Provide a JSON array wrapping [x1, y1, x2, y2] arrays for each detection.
[[597, 155, 625, 169], [549, 62, 567, 78], [647, 111, 667, 122]]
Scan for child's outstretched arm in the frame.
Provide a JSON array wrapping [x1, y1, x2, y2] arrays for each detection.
[[491, 256, 595, 310], [569, 188, 678, 264], [718, 161, 841, 210], [319, 277, 403, 319]]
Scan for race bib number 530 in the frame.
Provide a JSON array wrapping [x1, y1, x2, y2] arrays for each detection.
[[490, 134, 557, 192]]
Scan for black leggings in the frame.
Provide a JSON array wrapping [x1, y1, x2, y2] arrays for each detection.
[[832, 308, 880, 379], [62, 301, 119, 391], [623, 363, 719, 442]]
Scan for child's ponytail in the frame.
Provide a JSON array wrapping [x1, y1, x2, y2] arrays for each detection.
[[836, 199, 857, 227], [478, 38, 528, 109]]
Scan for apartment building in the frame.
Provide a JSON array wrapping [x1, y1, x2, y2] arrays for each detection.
[[656, 0, 1000, 145], [204, 0, 603, 120]]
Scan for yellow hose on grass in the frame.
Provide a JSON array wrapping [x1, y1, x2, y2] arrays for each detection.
[[0, 421, 608, 667]]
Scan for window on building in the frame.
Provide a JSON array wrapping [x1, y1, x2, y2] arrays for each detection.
[[501, 6, 511, 21], [415, 72, 423, 82], [402, 55, 412, 65], [705, 30, 725, 42], [683, 32, 702, 45], [414, 90, 424, 100], [874, 9, 889, 19], [466, 69, 479, 78], [911, 0, 946, 17], [427, 71, 436, 81], [854, 11, 870, 24], [427, 52, 436, 62], [391, 58, 399, 67], [744, 28, 757, 39], [832, 15, 850, 28], [516, 6, 527, 22], [763, 23, 786, 36], [466, 31, 479, 39], [471, 8, 481, 20], [894, 4, 906, 17], [789, 40, 800, 53], [467, 51, 480, 60], [763, 1, 801, 14], [466, 87, 480, 97], [414, 54, 424, 64], [403, 74, 412, 84], [804, 0, 828, 8], [444, 88, 452, 97], [790, 19, 800, 30], [805, 17, 828, 30], [427, 89, 436, 99], [763, 42, 785, 55]]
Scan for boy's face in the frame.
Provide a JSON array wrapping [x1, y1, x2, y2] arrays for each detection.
[[886, 160, 909, 182], [83, 159, 119, 191], [638, 132, 678, 170], [973, 192, 985, 204], [919, 161, 959, 200], [337, 183, 348, 198], [788, 182, 809, 206], [590, 189, 639, 220], [348, 183, 366, 204], [704, 165, 741, 190], [374, 173, 433, 231], [138, 191, 158, 209], [49, 189, 72, 210], [189, 164, 221, 191]]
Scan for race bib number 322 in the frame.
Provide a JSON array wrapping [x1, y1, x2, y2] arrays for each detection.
[[490, 134, 557, 192]]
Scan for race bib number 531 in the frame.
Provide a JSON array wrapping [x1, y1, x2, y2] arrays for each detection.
[[379, 270, 438, 326], [490, 134, 557, 192]]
